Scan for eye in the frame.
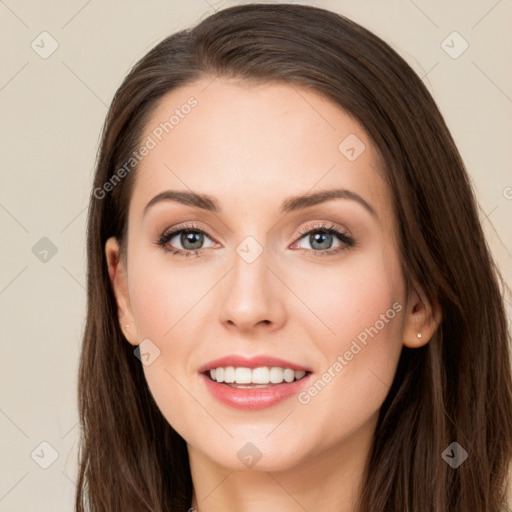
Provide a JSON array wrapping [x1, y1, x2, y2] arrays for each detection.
[[291, 222, 355, 257], [156, 222, 217, 257], [156, 221, 355, 258]]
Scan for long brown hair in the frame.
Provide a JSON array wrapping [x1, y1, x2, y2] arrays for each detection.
[[76, 4, 512, 511]]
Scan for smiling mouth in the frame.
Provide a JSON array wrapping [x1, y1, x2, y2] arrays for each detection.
[[203, 367, 312, 387]]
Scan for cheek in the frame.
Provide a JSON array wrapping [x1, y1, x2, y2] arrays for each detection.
[[128, 251, 210, 342], [126, 253, 207, 436], [292, 247, 404, 344], [294, 247, 405, 409]]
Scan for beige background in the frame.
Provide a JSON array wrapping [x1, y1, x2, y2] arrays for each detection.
[[0, 0, 511, 510]]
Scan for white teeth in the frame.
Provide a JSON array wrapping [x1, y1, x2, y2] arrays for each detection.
[[224, 366, 235, 383], [235, 367, 252, 383], [208, 366, 308, 385], [269, 367, 284, 383], [283, 369, 295, 383], [252, 367, 269, 384]]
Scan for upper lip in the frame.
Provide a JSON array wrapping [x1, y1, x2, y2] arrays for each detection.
[[198, 355, 312, 373]]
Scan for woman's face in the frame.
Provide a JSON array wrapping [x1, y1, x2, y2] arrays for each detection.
[[107, 78, 423, 472]]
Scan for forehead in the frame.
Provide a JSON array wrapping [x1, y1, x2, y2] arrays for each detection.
[[129, 78, 391, 223]]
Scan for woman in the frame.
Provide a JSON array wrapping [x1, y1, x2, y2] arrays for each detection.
[[76, 3, 512, 511]]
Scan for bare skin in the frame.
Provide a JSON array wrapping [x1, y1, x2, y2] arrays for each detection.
[[106, 78, 441, 511]]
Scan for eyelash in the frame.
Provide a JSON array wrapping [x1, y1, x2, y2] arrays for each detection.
[[156, 222, 355, 259]]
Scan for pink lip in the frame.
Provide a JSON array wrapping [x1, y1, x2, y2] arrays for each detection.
[[200, 372, 313, 410], [198, 355, 311, 373]]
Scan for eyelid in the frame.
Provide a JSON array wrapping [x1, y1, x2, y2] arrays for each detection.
[[159, 221, 213, 240], [293, 221, 352, 243]]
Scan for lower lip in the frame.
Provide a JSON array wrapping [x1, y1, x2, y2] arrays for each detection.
[[201, 372, 312, 410]]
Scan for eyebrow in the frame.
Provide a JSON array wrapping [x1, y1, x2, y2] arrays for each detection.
[[143, 188, 377, 218]]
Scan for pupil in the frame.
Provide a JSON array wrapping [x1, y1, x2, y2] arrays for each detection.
[[182, 231, 203, 250]]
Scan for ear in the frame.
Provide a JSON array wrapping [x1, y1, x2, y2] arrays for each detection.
[[402, 283, 442, 348], [105, 237, 139, 346]]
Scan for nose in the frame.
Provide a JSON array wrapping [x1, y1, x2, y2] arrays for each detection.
[[218, 247, 286, 333]]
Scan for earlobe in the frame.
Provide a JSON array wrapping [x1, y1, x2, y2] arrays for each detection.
[[105, 237, 138, 346], [402, 286, 442, 348]]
